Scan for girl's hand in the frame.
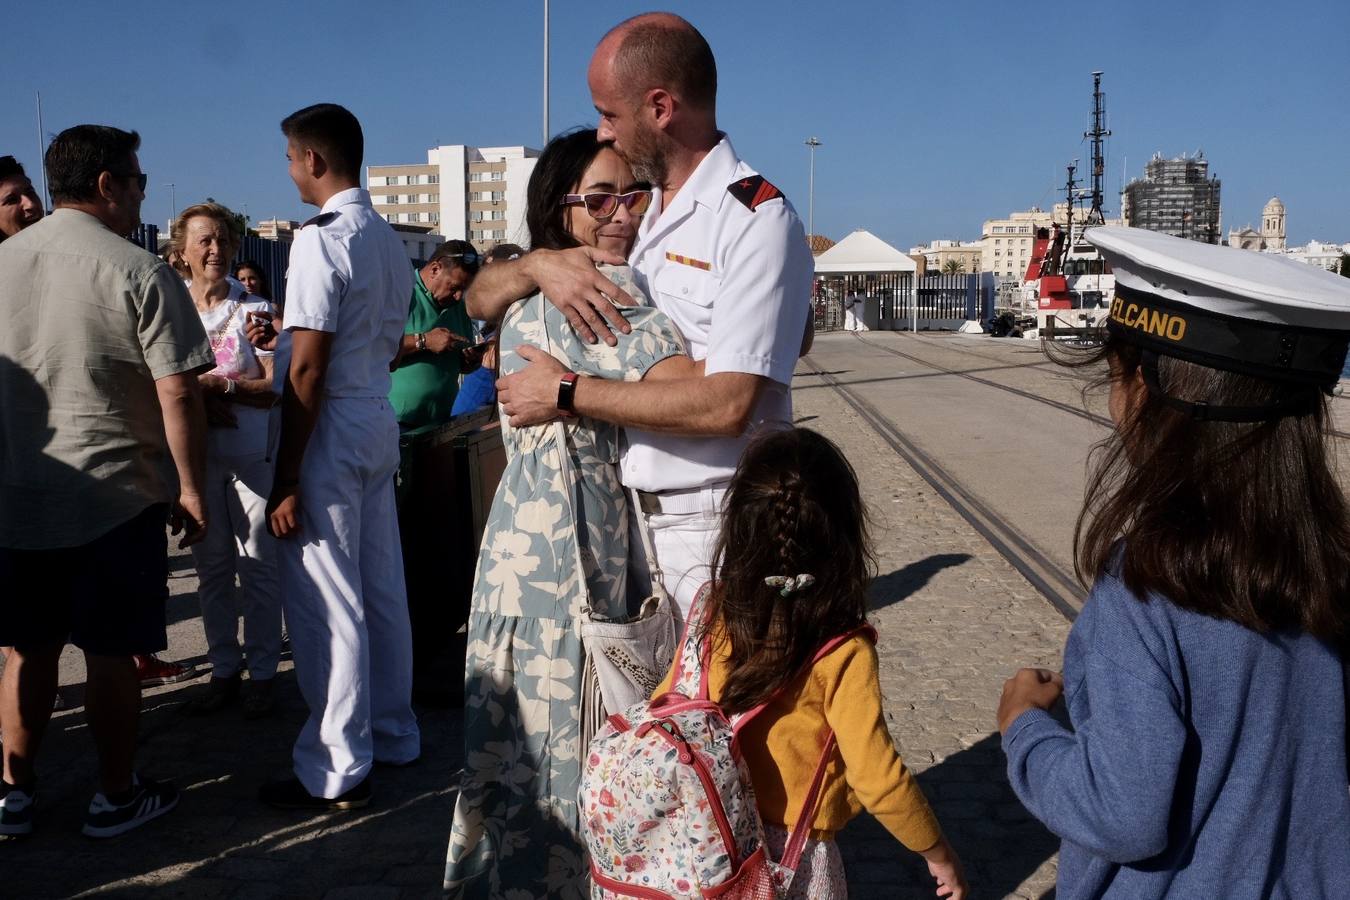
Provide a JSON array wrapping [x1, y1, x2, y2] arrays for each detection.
[[997, 667, 1064, 734], [919, 836, 969, 899]]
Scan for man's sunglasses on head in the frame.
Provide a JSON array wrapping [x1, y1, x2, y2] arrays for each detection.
[[443, 250, 480, 267]]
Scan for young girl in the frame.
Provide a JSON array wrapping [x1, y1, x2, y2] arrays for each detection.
[[999, 227, 1350, 899], [653, 427, 968, 899]]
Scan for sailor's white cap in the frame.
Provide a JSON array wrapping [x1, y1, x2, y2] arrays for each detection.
[[1087, 226, 1350, 330], [1086, 226, 1350, 387]]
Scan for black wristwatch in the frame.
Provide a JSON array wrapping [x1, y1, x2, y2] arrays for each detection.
[[557, 372, 579, 417]]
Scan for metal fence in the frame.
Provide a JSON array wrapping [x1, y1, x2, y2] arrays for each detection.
[[815, 272, 995, 331], [127, 225, 291, 304]]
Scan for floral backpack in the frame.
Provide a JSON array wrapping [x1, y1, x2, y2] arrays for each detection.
[[579, 583, 875, 899]]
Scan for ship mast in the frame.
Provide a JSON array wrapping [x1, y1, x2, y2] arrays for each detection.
[[1083, 71, 1111, 227], [1064, 160, 1078, 246]]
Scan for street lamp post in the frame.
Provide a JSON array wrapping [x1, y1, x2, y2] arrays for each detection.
[[543, 0, 550, 146], [165, 183, 177, 226], [804, 137, 821, 240]]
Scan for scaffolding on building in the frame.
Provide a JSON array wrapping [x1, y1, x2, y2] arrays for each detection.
[[1120, 151, 1222, 244]]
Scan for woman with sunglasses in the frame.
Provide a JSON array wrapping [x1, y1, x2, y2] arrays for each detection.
[[445, 129, 700, 898]]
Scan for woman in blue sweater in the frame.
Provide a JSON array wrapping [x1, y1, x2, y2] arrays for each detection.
[[998, 226, 1350, 899]]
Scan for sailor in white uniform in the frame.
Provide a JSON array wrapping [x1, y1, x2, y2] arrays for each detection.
[[618, 135, 812, 614], [477, 14, 814, 619], [262, 104, 419, 809]]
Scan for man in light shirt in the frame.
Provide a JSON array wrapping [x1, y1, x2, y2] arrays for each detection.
[[0, 125, 211, 838]]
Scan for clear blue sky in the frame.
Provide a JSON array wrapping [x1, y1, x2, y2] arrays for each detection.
[[5, 0, 1346, 250]]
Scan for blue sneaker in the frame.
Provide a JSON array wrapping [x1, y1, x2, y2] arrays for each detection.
[[82, 775, 178, 838], [0, 782, 36, 837]]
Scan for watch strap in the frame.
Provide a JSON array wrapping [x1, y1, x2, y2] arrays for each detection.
[[557, 372, 579, 417]]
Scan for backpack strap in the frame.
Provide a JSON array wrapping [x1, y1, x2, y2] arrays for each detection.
[[730, 623, 877, 733], [737, 624, 879, 882], [778, 730, 838, 874], [667, 581, 714, 699]]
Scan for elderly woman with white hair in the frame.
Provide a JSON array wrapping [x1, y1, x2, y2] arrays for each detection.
[[167, 202, 282, 718]]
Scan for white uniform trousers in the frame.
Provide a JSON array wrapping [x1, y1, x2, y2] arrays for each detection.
[[278, 397, 420, 798], [190, 452, 282, 680], [627, 484, 726, 622], [843, 305, 865, 332]]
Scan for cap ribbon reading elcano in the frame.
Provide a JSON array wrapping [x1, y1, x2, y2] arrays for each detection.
[[1108, 285, 1350, 389]]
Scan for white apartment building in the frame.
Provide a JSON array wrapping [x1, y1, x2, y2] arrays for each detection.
[[1281, 240, 1349, 274], [367, 144, 540, 251], [909, 239, 986, 275], [981, 208, 1053, 280]]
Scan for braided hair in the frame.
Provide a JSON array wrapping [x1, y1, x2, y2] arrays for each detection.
[[704, 427, 873, 713]]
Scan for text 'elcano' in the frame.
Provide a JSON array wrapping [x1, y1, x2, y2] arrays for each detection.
[[1111, 297, 1188, 341]]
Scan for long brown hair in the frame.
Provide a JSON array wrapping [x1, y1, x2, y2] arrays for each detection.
[[1069, 331, 1350, 652], [703, 428, 874, 713]]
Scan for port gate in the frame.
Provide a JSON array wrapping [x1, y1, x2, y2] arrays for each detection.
[[815, 272, 995, 332]]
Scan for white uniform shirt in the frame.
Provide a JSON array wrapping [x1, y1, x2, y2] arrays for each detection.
[[622, 136, 812, 492], [283, 188, 412, 400]]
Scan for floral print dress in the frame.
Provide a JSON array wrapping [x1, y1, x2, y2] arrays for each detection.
[[444, 265, 686, 899]]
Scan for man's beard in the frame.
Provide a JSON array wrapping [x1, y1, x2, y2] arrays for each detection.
[[626, 125, 669, 188]]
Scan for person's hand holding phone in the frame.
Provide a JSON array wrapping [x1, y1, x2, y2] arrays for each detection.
[[423, 327, 467, 354], [245, 310, 280, 352]]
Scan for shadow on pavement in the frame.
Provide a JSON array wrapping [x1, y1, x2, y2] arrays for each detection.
[[869, 554, 974, 612], [838, 733, 1058, 899], [2, 668, 463, 899]]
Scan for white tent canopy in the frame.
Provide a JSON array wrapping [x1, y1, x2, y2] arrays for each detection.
[[813, 229, 917, 274]]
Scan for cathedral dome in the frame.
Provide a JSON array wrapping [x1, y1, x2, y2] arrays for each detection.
[[1263, 196, 1285, 213]]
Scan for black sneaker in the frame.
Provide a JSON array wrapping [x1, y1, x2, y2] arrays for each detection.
[[82, 775, 179, 838], [187, 674, 241, 716], [259, 776, 370, 811], [0, 782, 36, 837]]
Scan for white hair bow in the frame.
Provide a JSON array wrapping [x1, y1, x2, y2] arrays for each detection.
[[763, 574, 816, 597]]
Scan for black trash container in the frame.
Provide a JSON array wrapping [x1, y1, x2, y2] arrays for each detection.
[[396, 407, 506, 700]]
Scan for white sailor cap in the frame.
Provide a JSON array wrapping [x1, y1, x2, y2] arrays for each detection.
[[1087, 226, 1350, 390]]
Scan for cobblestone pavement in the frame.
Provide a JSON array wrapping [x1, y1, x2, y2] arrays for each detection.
[[793, 349, 1071, 899], [3, 333, 1075, 899]]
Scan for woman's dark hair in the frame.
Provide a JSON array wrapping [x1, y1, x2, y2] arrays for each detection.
[[526, 129, 605, 252], [703, 428, 874, 714], [0, 156, 26, 183], [45, 125, 140, 204], [1066, 330, 1350, 652], [233, 259, 272, 301]]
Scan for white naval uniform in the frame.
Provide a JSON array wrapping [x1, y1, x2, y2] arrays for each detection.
[[622, 136, 813, 617], [278, 188, 419, 798], [844, 292, 866, 332]]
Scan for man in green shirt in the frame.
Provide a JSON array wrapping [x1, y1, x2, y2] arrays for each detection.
[[389, 240, 481, 429]]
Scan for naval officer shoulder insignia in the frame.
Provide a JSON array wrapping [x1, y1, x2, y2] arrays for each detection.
[[728, 175, 784, 212], [301, 211, 339, 229]]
